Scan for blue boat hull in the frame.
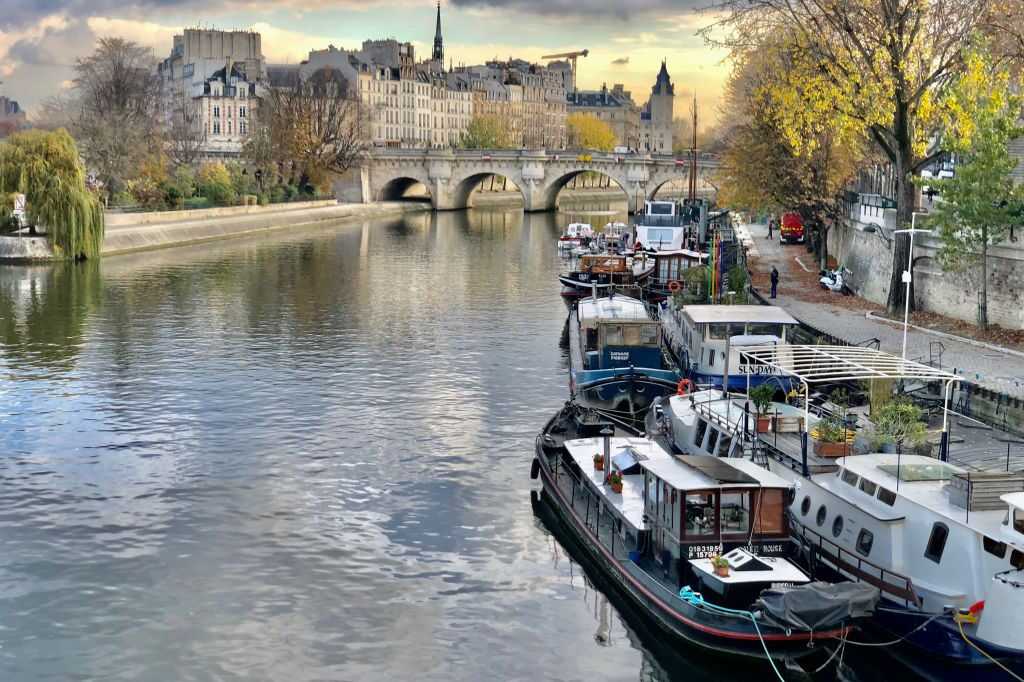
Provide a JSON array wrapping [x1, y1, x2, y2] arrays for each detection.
[[689, 371, 798, 393], [571, 367, 681, 414]]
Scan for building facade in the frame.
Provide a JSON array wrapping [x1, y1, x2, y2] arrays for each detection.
[[156, 29, 267, 161], [0, 96, 27, 131], [566, 83, 642, 150], [640, 61, 674, 154]]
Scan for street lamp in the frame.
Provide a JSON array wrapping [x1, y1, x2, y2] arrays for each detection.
[[894, 214, 932, 361]]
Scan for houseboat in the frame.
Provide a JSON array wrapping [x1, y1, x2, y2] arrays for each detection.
[[558, 222, 596, 252], [567, 294, 681, 416], [662, 305, 799, 391], [559, 253, 655, 301], [635, 200, 691, 252], [532, 406, 876, 669], [645, 249, 708, 303], [599, 221, 629, 251]]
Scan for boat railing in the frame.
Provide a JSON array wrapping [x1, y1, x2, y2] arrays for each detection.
[[792, 516, 922, 609], [994, 567, 1024, 589], [692, 399, 746, 437]]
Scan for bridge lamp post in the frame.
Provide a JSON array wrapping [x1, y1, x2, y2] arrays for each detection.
[[894, 216, 932, 361]]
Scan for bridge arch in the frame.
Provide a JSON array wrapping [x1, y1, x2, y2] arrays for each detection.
[[450, 170, 525, 209], [373, 166, 433, 203], [540, 168, 633, 213]]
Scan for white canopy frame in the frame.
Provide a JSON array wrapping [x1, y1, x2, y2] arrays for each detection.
[[736, 344, 961, 446]]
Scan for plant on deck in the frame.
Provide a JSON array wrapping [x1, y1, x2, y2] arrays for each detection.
[[870, 399, 928, 454]]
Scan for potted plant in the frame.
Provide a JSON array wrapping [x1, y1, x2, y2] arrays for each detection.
[[593, 453, 604, 471], [870, 400, 928, 454], [812, 415, 851, 457], [608, 470, 623, 493], [748, 383, 775, 433], [711, 553, 730, 577]]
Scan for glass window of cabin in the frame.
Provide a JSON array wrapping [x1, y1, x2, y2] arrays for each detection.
[[877, 487, 897, 506], [717, 435, 732, 457], [746, 323, 781, 338], [708, 324, 730, 340], [1012, 550, 1024, 570], [815, 504, 827, 527], [841, 469, 859, 487], [720, 491, 750, 534], [684, 492, 716, 537], [694, 419, 708, 449], [605, 324, 624, 345], [1014, 508, 1024, 535], [708, 348, 714, 367], [706, 429, 719, 455], [856, 529, 874, 556], [924, 523, 949, 564], [623, 325, 640, 346], [753, 489, 785, 534], [983, 536, 1007, 559], [800, 495, 811, 516], [832, 515, 844, 537], [859, 478, 877, 496], [642, 325, 659, 346]]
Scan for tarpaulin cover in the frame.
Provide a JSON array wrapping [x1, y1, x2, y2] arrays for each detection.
[[758, 581, 879, 631]]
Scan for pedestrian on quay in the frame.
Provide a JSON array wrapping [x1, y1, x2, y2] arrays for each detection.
[[770, 266, 779, 299], [766, 218, 774, 240]]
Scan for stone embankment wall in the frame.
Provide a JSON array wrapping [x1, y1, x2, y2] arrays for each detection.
[[0, 200, 429, 262], [828, 212, 1024, 330]]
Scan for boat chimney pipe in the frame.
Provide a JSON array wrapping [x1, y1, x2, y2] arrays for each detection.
[[591, 281, 597, 303], [601, 426, 613, 464]]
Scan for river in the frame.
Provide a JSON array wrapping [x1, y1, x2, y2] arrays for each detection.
[[0, 203, 872, 681]]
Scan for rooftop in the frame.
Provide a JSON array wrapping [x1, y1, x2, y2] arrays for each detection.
[[681, 305, 798, 325]]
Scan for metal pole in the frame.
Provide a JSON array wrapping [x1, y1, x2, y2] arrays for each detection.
[[901, 219, 917, 361], [801, 431, 809, 478]]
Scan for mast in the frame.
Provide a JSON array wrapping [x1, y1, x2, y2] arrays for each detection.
[[688, 95, 697, 201]]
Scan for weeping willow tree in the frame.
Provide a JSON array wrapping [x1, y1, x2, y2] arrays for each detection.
[[0, 129, 104, 259]]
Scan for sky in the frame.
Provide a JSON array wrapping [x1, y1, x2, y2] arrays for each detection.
[[0, 0, 729, 123]]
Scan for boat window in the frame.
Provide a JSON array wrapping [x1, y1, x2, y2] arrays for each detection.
[[924, 522, 949, 564], [647, 228, 675, 246], [747, 323, 780, 338], [877, 487, 897, 506], [1014, 508, 1024, 535], [605, 325, 624, 345], [983, 536, 1007, 559], [859, 478, 877, 496], [815, 504, 827, 527], [694, 419, 708, 449], [841, 469, 859, 487], [720, 491, 751, 534], [706, 429, 719, 455], [708, 348, 714, 367], [856, 529, 874, 557], [708, 324, 730, 340], [753, 489, 785, 534], [1012, 550, 1024, 570], [832, 515, 844, 538], [641, 325, 659, 346], [623, 325, 640, 346], [717, 435, 732, 457], [800, 495, 811, 516], [684, 492, 716, 537]]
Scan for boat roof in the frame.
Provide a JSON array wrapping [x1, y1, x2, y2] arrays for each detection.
[[682, 305, 798, 325], [650, 248, 707, 259], [641, 454, 793, 492], [830, 454, 1024, 544], [578, 295, 651, 322], [736, 344, 962, 383]]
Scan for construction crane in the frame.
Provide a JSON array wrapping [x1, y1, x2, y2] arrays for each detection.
[[541, 49, 589, 92]]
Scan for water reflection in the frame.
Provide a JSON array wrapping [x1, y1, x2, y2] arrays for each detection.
[[0, 201, 727, 682]]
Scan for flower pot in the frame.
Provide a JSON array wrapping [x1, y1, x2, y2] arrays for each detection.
[[594, 459, 604, 471], [756, 416, 772, 433], [610, 481, 623, 493], [812, 439, 851, 457], [713, 563, 730, 577]]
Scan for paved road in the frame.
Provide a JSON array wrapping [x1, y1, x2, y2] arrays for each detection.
[[745, 221, 1024, 398]]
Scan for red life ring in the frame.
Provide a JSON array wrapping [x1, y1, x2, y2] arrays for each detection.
[[677, 378, 695, 396], [667, 280, 681, 293]]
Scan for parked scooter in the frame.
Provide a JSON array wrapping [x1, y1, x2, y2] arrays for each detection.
[[819, 267, 849, 295]]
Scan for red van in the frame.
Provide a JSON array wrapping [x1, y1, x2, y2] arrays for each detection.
[[780, 212, 805, 244]]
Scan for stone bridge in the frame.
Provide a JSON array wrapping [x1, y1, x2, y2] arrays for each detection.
[[340, 149, 721, 213]]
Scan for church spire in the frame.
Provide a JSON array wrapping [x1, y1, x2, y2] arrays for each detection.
[[432, 2, 444, 64]]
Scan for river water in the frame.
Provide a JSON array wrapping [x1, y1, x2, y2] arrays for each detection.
[[0, 203, 863, 681]]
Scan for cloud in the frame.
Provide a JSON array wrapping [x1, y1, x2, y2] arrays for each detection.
[[611, 57, 629, 65], [449, 0, 701, 19], [612, 32, 660, 44]]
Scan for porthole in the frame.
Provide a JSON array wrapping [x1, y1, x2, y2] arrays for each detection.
[[832, 515, 844, 538], [800, 496, 811, 516], [815, 504, 827, 527], [857, 529, 874, 556]]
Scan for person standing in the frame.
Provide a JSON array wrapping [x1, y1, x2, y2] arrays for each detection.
[[770, 266, 779, 299], [766, 218, 774, 240]]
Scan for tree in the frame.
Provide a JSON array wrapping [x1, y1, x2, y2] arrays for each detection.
[[0, 129, 104, 259], [707, 0, 1023, 314], [196, 163, 235, 204], [715, 44, 867, 267], [566, 113, 616, 151], [167, 89, 206, 169], [459, 114, 512, 149], [916, 44, 1024, 330]]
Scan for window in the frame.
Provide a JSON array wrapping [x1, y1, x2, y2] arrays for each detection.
[[213, 121, 221, 135], [708, 349, 714, 367], [684, 492, 716, 537], [924, 523, 949, 563], [841, 469, 859, 487], [877, 487, 897, 506], [706, 430, 719, 455], [984, 536, 1007, 559], [717, 436, 732, 457], [856, 529, 874, 556], [832, 515, 844, 537], [816, 504, 827, 527], [800, 495, 811, 516], [213, 105, 220, 117], [720, 491, 750, 534], [1013, 550, 1024, 570], [1014, 508, 1024, 535], [239, 121, 247, 135], [859, 478, 877, 496], [694, 419, 708, 449], [708, 324, 730, 340]]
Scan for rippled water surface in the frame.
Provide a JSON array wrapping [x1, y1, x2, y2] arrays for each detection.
[[0, 204, 875, 682]]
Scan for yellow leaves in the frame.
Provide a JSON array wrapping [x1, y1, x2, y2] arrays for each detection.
[[566, 114, 617, 152]]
